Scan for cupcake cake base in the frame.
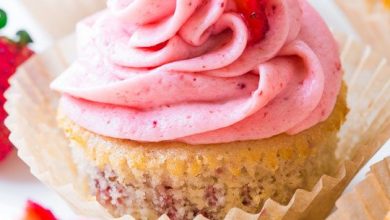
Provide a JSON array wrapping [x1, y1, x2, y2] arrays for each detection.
[[57, 86, 348, 220]]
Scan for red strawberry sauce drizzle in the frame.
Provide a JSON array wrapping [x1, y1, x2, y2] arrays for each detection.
[[141, 0, 269, 51], [235, 0, 269, 44]]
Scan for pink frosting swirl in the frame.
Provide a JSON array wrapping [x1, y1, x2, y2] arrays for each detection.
[[51, 0, 342, 144]]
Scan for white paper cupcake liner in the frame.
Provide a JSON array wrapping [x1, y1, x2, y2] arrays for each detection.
[[3, 30, 390, 219], [328, 156, 390, 220]]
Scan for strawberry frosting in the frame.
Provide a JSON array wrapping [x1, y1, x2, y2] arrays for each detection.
[[51, 0, 342, 144]]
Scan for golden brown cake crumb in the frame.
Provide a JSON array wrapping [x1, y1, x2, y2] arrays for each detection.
[[58, 86, 348, 220]]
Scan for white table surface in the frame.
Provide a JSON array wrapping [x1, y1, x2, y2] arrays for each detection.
[[0, 1, 389, 219]]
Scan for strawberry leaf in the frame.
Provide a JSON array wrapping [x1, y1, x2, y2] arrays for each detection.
[[0, 9, 7, 29]]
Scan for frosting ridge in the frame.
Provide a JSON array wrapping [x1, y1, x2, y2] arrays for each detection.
[[51, 0, 342, 144]]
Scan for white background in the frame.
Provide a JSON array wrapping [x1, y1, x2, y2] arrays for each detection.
[[0, 0, 389, 219]]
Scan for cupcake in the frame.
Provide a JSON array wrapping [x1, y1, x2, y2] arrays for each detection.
[[50, 0, 347, 219]]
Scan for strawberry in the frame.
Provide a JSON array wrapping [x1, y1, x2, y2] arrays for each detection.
[[22, 200, 58, 220], [234, 0, 269, 44], [0, 9, 34, 162]]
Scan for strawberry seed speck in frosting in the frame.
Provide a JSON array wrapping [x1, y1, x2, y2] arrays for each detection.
[[51, 0, 343, 144]]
